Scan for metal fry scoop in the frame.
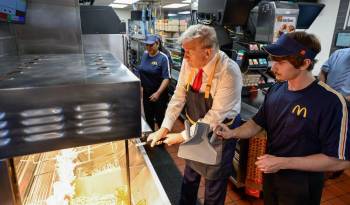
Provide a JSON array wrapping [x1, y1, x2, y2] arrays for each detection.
[[177, 120, 220, 165]]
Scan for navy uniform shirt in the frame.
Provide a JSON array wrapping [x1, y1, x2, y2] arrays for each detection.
[[253, 80, 349, 160], [138, 51, 170, 91]]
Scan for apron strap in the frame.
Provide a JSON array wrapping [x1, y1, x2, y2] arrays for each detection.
[[185, 54, 221, 98], [205, 56, 220, 99]]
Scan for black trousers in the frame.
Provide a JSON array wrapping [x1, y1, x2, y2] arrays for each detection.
[[179, 165, 229, 205], [179, 116, 241, 205], [143, 89, 168, 131], [263, 170, 324, 205]]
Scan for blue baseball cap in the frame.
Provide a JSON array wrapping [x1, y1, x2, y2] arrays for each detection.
[[143, 35, 158, 45], [263, 34, 317, 60]]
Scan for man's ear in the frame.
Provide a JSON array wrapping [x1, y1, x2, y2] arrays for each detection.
[[206, 48, 213, 58], [300, 59, 312, 71]]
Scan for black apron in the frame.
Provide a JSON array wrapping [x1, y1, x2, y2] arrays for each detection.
[[184, 57, 240, 180]]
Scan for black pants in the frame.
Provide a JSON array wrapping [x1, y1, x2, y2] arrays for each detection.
[[179, 116, 241, 205], [143, 89, 168, 131], [263, 170, 324, 205], [179, 165, 229, 205]]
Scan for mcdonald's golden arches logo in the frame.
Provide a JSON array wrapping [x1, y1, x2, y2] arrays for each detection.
[[292, 105, 307, 118]]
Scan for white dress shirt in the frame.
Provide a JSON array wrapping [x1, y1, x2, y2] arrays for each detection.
[[161, 50, 243, 139]]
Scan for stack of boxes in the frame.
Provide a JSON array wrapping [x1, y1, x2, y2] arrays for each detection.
[[155, 19, 166, 31], [179, 20, 187, 32], [156, 19, 188, 34], [166, 19, 180, 32]]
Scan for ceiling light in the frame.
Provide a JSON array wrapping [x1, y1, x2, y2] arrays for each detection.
[[113, 0, 139, 4], [182, 0, 191, 3], [168, 13, 177, 17], [162, 3, 189, 9], [178, 11, 191, 15], [109, 3, 128, 8]]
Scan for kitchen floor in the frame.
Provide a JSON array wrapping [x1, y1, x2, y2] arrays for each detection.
[[146, 120, 350, 205]]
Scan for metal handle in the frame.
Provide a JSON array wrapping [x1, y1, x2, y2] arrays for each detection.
[[184, 120, 191, 139], [210, 127, 222, 144]]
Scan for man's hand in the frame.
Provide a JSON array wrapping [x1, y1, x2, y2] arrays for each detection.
[[163, 133, 185, 146], [149, 91, 160, 102], [214, 123, 236, 139], [255, 154, 287, 173], [147, 127, 169, 147]]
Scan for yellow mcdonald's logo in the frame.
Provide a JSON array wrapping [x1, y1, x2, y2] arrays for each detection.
[[292, 105, 307, 118]]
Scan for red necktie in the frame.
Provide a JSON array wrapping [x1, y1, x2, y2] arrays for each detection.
[[192, 68, 203, 92]]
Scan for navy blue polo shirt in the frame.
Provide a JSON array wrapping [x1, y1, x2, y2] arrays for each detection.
[[253, 80, 349, 160], [138, 51, 170, 91]]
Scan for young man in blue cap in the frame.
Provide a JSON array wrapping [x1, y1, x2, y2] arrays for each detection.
[[216, 31, 350, 205], [138, 34, 171, 131]]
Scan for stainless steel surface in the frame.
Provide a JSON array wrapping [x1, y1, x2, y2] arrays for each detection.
[[240, 102, 259, 121], [141, 117, 152, 134], [14, 0, 82, 54], [0, 53, 138, 88], [241, 91, 265, 121], [132, 138, 171, 205], [0, 23, 17, 57], [171, 69, 180, 81], [0, 53, 141, 159], [125, 140, 132, 205], [135, 141, 148, 147], [0, 159, 20, 205], [82, 34, 127, 63]]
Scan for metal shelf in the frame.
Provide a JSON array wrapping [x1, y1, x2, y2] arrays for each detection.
[[164, 46, 182, 53]]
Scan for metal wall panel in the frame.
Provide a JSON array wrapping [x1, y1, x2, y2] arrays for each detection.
[[14, 0, 83, 54], [82, 34, 127, 63]]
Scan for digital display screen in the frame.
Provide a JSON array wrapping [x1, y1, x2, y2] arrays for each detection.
[[0, 0, 27, 24], [336, 33, 350, 47]]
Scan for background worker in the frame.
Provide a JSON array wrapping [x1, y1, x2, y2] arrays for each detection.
[[138, 34, 171, 131], [319, 47, 350, 102]]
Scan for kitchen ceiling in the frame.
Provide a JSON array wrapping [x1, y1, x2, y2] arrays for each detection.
[[93, 0, 191, 10]]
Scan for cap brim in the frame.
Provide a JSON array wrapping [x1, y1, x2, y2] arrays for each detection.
[[143, 40, 156, 45], [262, 44, 295, 57]]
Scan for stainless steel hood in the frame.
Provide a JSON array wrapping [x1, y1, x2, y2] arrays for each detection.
[[0, 53, 141, 159]]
